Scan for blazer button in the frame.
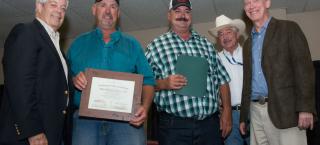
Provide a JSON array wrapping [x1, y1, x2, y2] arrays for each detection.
[[16, 130, 20, 135], [64, 90, 68, 95], [62, 110, 67, 115]]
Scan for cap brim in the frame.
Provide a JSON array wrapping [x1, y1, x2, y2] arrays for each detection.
[[171, 3, 191, 10]]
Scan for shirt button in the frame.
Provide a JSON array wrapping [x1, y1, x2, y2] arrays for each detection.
[[62, 110, 67, 115]]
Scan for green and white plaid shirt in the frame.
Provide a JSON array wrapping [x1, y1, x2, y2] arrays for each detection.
[[145, 30, 230, 120]]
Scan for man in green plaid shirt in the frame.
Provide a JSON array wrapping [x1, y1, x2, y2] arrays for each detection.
[[145, 0, 232, 145]]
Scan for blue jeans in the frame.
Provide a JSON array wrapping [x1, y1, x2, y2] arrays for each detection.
[[72, 110, 145, 145], [158, 112, 222, 145], [224, 110, 250, 145]]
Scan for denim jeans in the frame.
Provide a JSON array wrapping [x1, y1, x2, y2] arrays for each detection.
[[72, 110, 145, 145], [158, 112, 222, 145], [224, 110, 250, 145]]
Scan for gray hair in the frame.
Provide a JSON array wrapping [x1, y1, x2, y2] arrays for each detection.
[[36, 0, 69, 8]]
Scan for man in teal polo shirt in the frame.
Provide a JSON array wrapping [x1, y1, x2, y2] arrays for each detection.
[[67, 0, 155, 145]]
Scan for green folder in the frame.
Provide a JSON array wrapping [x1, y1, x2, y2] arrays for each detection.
[[175, 55, 209, 97]]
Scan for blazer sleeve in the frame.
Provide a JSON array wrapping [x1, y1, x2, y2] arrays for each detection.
[[288, 21, 316, 114], [3, 23, 44, 140]]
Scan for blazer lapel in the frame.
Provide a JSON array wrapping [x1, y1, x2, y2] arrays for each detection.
[[33, 19, 63, 62], [33, 19, 67, 83], [261, 18, 277, 85], [262, 18, 277, 54]]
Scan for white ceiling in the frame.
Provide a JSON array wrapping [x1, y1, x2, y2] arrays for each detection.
[[1, 0, 320, 47]]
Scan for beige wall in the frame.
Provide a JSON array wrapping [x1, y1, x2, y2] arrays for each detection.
[[0, 9, 320, 84], [287, 11, 320, 60]]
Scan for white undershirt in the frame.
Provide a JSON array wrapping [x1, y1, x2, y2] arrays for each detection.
[[218, 44, 243, 106]]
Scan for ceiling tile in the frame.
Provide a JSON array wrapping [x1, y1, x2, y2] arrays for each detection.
[[120, 0, 168, 31], [0, 0, 320, 46], [213, 0, 244, 20], [2, 0, 34, 15], [192, 0, 217, 23], [61, 10, 94, 39], [305, 0, 320, 11]]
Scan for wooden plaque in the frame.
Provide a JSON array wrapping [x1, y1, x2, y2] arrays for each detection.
[[79, 68, 143, 121]]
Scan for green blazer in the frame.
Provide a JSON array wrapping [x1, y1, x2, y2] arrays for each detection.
[[240, 17, 316, 129]]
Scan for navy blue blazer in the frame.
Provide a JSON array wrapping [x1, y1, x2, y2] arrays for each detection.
[[0, 19, 73, 145]]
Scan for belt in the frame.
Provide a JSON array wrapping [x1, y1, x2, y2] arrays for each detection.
[[252, 96, 268, 105], [159, 111, 219, 121], [232, 105, 241, 111]]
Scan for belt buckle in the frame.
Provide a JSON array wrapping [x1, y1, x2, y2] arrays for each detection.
[[258, 97, 266, 105], [234, 105, 241, 111]]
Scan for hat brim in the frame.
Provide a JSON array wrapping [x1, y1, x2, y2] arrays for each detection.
[[208, 19, 246, 37]]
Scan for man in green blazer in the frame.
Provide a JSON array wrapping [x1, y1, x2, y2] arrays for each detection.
[[239, 0, 316, 145]]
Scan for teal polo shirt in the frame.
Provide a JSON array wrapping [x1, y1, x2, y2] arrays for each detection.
[[67, 28, 155, 107]]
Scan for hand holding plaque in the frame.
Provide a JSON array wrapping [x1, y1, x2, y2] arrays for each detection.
[[79, 68, 143, 121]]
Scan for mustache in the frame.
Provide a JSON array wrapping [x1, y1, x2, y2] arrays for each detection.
[[176, 17, 188, 21]]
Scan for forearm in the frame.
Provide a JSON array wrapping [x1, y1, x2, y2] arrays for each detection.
[[220, 84, 232, 111], [219, 83, 232, 137], [155, 79, 167, 91], [141, 85, 155, 112]]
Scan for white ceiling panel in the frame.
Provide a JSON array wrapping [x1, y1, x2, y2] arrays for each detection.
[[0, 1, 28, 17], [2, 0, 34, 14], [192, 0, 217, 23], [60, 10, 94, 39], [213, 0, 244, 20], [306, 0, 320, 11], [120, 0, 168, 31], [68, 0, 95, 23], [1, 0, 320, 47]]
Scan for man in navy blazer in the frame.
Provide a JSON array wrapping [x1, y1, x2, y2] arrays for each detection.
[[0, 0, 72, 145]]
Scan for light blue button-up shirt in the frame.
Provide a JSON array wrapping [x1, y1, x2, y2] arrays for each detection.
[[251, 17, 271, 100]]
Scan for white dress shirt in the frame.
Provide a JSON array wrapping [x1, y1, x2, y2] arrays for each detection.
[[218, 44, 243, 106]]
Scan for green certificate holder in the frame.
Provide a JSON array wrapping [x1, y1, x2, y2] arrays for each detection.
[[175, 55, 209, 97]]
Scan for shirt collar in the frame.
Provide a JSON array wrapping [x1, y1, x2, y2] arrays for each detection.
[[169, 29, 201, 40], [36, 17, 59, 39], [251, 17, 272, 35], [95, 27, 121, 43], [223, 44, 241, 57]]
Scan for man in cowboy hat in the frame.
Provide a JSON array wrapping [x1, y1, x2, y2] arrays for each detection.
[[209, 15, 249, 145]]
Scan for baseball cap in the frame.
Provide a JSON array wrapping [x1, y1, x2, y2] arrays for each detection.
[[169, 0, 192, 10]]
